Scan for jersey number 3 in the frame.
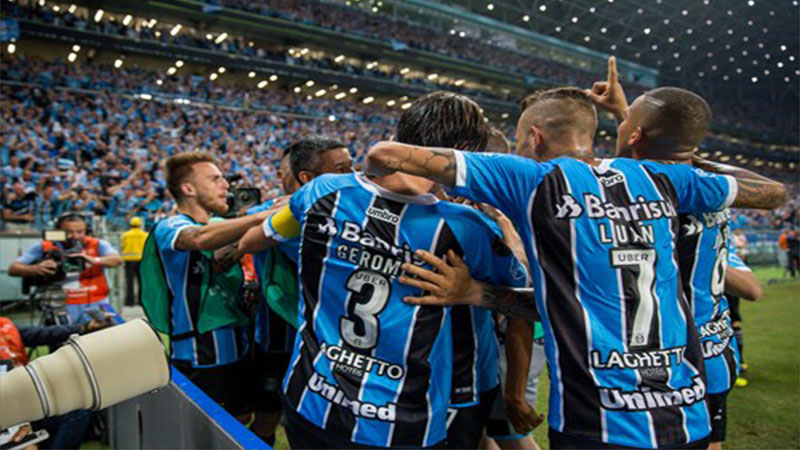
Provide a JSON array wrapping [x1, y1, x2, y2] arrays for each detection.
[[340, 270, 391, 349]]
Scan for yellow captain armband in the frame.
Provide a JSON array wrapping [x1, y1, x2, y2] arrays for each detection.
[[262, 206, 301, 242]]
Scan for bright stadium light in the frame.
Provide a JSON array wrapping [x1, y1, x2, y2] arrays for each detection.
[[68, 4, 77, 13], [167, 67, 177, 75], [94, 9, 104, 22], [170, 24, 182, 36], [305, 80, 315, 87], [501, 113, 509, 119], [315, 89, 326, 97], [362, 96, 374, 104], [427, 73, 438, 80], [294, 87, 302, 93], [72, 44, 81, 52], [248, 71, 256, 78], [67, 52, 77, 62], [217, 66, 226, 73], [335, 92, 346, 100], [123, 15, 132, 26], [258, 80, 268, 88], [209, 73, 218, 81], [523, 15, 530, 21], [140, 93, 153, 100], [349, 87, 358, 94], [540, 4, 547, 11], [148, 19, 157, 28], [175, 60, 184, 68], [328, 115, 336, 122], [214, 32, 228, 44], [487, 3, 494, 10], [400, 67, 410, 74], [206, 33, 213, 40], [644, 28, 651, 35], [53, 4, 60, 11], [270, 75, 278, 81], [7, 43, 15, 54], [387, 99, 396, 106], [454, 79, 465, 86], [114, 58, 123, 68], [401, 102, 412, 109], [156, 79, 163, 85], [571, 16, 578, 23], [334, 55, 345, 63]]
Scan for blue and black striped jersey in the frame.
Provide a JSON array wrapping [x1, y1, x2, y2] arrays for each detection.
[[451, 152, 738, 448], [268, 172, 527, 447], [153, 214, 248, 368], [678, 209, 742, 394]]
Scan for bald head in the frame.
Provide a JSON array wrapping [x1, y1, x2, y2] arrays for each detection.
[[516, 87, 598, 161]]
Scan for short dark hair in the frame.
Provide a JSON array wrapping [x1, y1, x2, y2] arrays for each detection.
[[56, 212, 87, 229], [396, 91, 489, 151], [519, 87, 598, 139], [165, 152, 216, 199], [287, 138, 347, 180], [642, 87, 712, 145]]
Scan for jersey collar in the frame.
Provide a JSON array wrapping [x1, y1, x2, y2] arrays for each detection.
[[355, 173, 439, 205]]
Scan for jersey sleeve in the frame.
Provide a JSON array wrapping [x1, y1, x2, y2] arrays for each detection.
[[450, 151, 548, 222], [262, 206, 301, 243], [96, 239, 119, 257], [246, 199, 275, 215], [456, 212, 529, 288], [154, 215, 197, 253], [16, 242, 44, 264], [647, 163, 738, 214]]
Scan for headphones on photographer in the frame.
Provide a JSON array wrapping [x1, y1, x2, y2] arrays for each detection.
[[55, 212, 93, 235]]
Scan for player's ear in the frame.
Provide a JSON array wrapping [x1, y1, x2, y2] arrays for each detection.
[[180, 182, 195, 198], [297, 170, 314, 185], [628, 126, 643, 147]]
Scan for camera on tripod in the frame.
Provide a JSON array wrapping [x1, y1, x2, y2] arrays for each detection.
[[223, 174, 261, 218], [22, 230, 87, 292]]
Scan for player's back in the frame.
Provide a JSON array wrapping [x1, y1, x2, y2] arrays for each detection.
[[452, 152, 736, 448], [677, 210, 740, 393], [281, 173, 526, 448]]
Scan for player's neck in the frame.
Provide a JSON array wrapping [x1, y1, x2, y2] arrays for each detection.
[[368, 172, 436, 196], [632, 145, 694, 164], [176, 200, 210, 224], [542, 142, 594, 163]]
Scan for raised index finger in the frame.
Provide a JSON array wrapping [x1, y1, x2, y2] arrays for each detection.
[[607, 56, 618, 85]]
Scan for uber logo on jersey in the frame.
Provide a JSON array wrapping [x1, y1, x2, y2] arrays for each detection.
[[366, 207, 401, 224], [555, 194, 584, 219]]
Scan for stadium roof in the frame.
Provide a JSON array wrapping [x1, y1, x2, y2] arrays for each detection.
[[441, 0, 800, 89]]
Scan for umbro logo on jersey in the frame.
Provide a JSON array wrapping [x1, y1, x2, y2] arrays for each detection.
[[366, 207, 401, 224], [598, 172, 625, 187], [555, 194, 584, 219]]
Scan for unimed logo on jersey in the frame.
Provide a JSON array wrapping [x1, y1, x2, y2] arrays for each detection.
[[366, 207, 401, 224]]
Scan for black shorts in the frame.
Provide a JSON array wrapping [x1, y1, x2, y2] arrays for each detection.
[[548, 428, 710, 450], [708, 391, 729, 443], [444, 387, 499, 449], [174, 359, 254, 417], [252, 351, 292, 412]]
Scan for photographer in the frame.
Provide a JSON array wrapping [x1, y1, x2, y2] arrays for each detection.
[[141, 152, 270, 423], [8, 214, 123, 323]]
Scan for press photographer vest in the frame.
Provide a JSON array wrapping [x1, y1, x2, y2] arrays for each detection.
[[0, 317, 28, 367], [41, 237, 109, 305]]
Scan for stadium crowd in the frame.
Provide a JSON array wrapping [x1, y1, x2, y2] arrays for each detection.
[[1, 54, 797, 233], [5, 0, 799, 140]]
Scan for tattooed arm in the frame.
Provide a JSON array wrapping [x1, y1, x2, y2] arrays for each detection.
[[365, 141, 458, 188], [174, 211, 269, 251], [692, 155, 788, 210]]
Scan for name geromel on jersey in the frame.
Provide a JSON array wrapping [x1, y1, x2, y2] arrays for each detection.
[[312, 215, 426, 278]]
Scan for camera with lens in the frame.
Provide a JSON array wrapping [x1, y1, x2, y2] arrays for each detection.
[[223, 174, 261, 218], [22, 230, 87, 292]]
